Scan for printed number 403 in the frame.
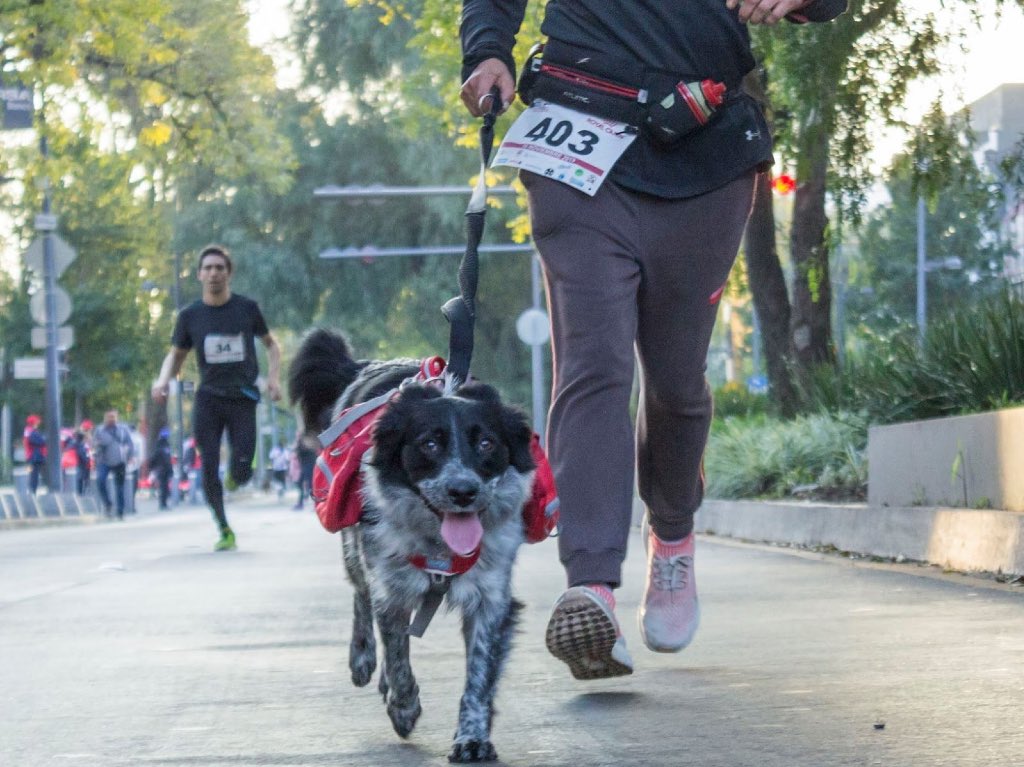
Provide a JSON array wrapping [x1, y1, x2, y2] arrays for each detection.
[[523, 117, 599, 156]]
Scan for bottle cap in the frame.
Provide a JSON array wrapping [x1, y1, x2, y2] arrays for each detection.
[[702, 80, 727, 108]]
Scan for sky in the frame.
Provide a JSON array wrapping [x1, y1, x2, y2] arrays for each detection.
[[948, 1, 1024, 105]]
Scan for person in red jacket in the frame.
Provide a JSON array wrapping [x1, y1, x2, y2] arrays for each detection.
[[23, 414, 47, 495]]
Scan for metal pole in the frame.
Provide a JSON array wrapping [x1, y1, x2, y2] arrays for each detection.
[[529, 254, 546, 445], [835, 238, 846, 368], [40, 135, 63, 492], [916, 195, 927, 348]]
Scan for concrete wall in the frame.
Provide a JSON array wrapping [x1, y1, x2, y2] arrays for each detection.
[[697, 499, 1024, 575], [867, 406, 1024, 512]]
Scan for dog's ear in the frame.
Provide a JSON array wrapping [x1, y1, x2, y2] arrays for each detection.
[[456, 382, 502, 405], [460, 383, 535, 473], [500, 403, 536, 474]]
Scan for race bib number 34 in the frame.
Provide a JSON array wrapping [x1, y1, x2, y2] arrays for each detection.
[[492, 101, 637, 196], [204, 334, 245, 364]]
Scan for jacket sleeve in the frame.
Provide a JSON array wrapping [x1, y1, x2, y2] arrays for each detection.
[[460, 0, 528, 83], [786, 0, 848, 23]]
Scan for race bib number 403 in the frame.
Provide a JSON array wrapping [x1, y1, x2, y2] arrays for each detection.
[[204, 333, 245, 364], [492, 101, 637, 196]]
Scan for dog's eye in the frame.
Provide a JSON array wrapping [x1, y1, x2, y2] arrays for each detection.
[[477, 437, 495, 454], [419, 438, 442, 456]]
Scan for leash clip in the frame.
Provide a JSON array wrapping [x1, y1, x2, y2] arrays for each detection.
[[407, 576, 451, 638]]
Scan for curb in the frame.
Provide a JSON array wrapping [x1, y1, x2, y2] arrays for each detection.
[[697, 499, 1024, 576], [0, 491, 102, 529]]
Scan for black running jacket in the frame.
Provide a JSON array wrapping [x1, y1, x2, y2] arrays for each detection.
[[461, 0, 848, 198]]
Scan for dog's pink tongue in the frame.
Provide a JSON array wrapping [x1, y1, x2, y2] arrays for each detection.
[[440, 512, 484, 556]]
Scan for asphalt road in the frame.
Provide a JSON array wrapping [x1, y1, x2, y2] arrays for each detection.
[[2, 494, 1023, 767]]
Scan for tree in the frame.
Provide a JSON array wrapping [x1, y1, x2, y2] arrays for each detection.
[[0, 1, 294, 426], [750, 0, 1024, 389]]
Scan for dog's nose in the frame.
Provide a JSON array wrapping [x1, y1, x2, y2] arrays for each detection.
[[447, 480, 479, 508]]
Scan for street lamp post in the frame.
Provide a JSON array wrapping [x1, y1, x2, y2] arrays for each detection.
[[916, 196, 963, 347], [916, 195, 927, 348]]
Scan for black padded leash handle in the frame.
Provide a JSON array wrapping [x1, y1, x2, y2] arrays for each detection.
[[443, 85, 502, 386]]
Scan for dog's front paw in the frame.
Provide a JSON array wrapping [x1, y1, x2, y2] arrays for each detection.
[[386, 697, 422, 738], [448, 740, 498, 763], [349, 637, 376, 687]]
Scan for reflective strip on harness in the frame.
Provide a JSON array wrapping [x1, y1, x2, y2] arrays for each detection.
[[318, 389, 395, 449], [315, 454, 334, 485]]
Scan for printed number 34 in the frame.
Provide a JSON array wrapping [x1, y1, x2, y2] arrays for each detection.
[[524, 117, 599, 156]]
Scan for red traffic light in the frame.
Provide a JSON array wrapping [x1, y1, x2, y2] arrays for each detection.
[[772, 174, 796, 195]]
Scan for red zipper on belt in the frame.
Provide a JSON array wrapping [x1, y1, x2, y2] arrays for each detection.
[[539, 63, 642, 100]]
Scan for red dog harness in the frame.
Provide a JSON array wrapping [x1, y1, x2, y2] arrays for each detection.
[[311, 357, 560, 562]]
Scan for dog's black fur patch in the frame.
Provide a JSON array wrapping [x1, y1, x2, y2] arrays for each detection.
[[290, 328, 535, 763]]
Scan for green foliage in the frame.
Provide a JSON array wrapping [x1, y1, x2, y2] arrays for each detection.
[[706, 411, 867, 501], [712, 381, 772, 419], [799, 288, 1024, 423], [0, 129, 172, 420]]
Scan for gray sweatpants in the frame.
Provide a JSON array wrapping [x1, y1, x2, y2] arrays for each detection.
[[522, 170, 756, 589]]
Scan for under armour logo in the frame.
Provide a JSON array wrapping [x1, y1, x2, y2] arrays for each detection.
[[745, 129, 761, 141]]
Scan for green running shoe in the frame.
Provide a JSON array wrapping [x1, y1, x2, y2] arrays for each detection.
[[214, 529, 237, 551], [223, 473, 238, 492]]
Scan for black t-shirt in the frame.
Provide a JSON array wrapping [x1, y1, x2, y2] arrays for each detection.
[[171, 294, 269, 399]]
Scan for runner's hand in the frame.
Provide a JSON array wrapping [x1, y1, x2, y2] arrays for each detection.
[[461, 58, 514, 117], [267, 380, 282, 402], [726, 0, 809, 25], [151, 382, 169, 402]]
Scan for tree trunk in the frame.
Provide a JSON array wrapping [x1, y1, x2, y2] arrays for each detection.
[[790, 130, 834, 369], [744, 171, 798, 417]]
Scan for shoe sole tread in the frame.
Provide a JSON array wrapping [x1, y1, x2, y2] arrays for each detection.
[[545, 597, 632, 680]]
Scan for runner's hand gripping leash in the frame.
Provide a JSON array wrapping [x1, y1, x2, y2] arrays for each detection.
[[442, 85, 502, 387]]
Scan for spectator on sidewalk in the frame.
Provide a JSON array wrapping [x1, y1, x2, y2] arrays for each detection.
[[74, 421, 93, 495], [23, 414, 46, 495], [292, 432, 318, 511], [268, 440, 291, 500], [126, 424, 144, 514], [149, 428, 174, 510], [94, 409, 134, 519], [60, 428, 78, 493]]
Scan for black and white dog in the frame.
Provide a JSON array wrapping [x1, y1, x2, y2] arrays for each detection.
[[289, 328, 536, 763]]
